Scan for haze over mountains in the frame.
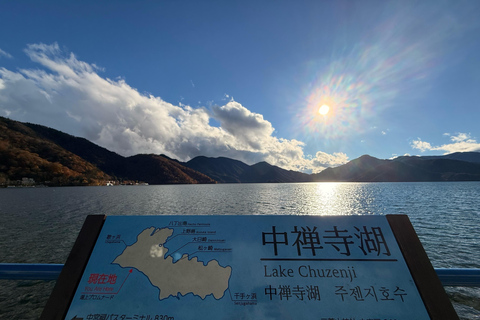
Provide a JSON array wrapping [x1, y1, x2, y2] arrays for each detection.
[[1, 116, 480, 186]]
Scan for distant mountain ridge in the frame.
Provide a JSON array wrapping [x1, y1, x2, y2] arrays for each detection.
[[402, 152, 480, 164], [0, 117, 111, 186], [2, 116, 480, 186], [186, 153, 480, 183], [0, 116, 215, 186], [312, 154, 480, 182], [185, 156, 250, 183], [21, 121, 217, 184], [184, 156, 311, 183]]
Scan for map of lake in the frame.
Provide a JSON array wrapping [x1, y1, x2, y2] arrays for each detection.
[[113, 227, 231, 300]]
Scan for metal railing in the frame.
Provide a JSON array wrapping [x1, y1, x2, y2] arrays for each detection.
[[0, 263, 480, 287], [0, 263, 63, 281]]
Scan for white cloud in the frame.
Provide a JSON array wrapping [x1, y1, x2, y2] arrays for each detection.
[[212, 102, 274, 149], [389, 153, 412, 159], [0, 48, 13, 59], [412, 133, 480, 154], [449, 132, 473, 143], [0, 43, 349, 172], [411, 140, 433, 152]]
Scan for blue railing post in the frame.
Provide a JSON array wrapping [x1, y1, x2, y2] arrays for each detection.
[[435, 268, 480, 287], [0, 263, 64, 281]]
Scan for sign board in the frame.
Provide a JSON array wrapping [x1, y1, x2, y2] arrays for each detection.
[[41, 215, 458, 320]]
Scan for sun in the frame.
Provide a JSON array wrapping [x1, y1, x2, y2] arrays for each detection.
[[318, 104, 330, 115]]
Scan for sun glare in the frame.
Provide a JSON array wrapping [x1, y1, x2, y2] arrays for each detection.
[[318, 104, 330, 115]]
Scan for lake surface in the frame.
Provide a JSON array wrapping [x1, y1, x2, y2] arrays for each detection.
[[0, 182, 479, 319]]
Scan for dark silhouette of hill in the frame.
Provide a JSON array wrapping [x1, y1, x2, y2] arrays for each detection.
[[389, 155, 480, 181], [1, 117, 215, 185], [0, 117, 111, 186], [21, 121, 215, 184], [237, 161, 311, 183], [185, 157, 312, 183], [311, 155, 384, 181], [312, 154, 480, 182], [185, 156, 250, 183], [22, 121, 128, 178], [2, 116, 480, 185], [125, 154, 215, 184], [403, 152, 480, 164]]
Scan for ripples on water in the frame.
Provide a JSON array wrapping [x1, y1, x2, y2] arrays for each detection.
[[0, 182, 479, 319]]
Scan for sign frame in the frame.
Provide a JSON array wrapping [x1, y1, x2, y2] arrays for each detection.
[[40, 214, 459, 320]]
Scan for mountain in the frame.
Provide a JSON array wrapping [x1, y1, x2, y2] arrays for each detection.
[[188, 153, 480, 183], [236, 161, 312, 183], [312, 154, 480, 182], [185, 157, 312, 183], [185, 156, 250, 183], [0, 117, 215, 186], [311, 155, 385, 181], [0, 117, 111, 186], [405, 152, 480, 164], [21, 121, 128, 178], [125, 154, 215, 184], [2, 116, 480, 186]]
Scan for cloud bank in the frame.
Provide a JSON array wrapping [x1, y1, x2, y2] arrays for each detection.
[[412, 133, 480, 154], [0, 43, 347, 173]]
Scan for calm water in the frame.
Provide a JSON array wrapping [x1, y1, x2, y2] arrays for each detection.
[[0, 182, 479, 319]]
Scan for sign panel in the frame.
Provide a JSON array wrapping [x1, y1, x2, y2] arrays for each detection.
[[61, 215, 433, 320]]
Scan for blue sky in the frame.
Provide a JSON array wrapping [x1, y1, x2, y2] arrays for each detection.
[[1, 1, 480, 172]]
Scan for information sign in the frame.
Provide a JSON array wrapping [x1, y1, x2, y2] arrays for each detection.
[[42, 214, 458, 320]]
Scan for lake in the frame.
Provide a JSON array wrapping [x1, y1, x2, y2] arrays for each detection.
[[0, 182, 479, 319]]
